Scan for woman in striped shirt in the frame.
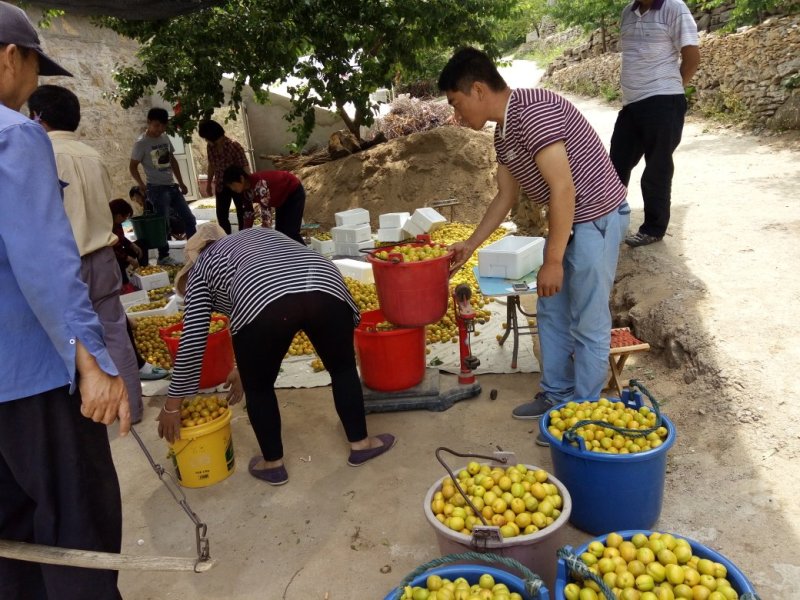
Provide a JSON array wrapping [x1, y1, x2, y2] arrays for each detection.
[[157, 224, 395, 485]]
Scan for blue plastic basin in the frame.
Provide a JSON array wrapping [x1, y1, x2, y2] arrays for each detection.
[[384, 564, 549, 600], [541, 391, 676, 534], [555, 530, 759, 598]]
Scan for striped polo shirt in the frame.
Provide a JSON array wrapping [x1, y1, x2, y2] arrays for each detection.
[[619, 0, 699, 105], [168, 227, 359, 397], [495, 88, 626, 224]]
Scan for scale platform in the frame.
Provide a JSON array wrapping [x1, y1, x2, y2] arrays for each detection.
[[363, 368, 481, 414]]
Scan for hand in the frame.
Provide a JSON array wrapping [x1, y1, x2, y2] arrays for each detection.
[[178, 183, 188, 195], [76, 342, 130, 436], [447, 240, 476, 275], [157, 397, 183, 444], [127, 256, 138, 268], [133, 245, 143, 259], [224, 368, 244, 405], [205, 184, 213, 198], [536, 261, 564, 297]]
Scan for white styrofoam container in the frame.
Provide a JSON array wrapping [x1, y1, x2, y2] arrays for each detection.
[[332, 258, 374, 284], [402, 219, 426, 238], [334, 208, 370, 227], [130, 269, 171, 291], [120, 289, 149, 310], [411, 207, 447, 233], [310, 237, 335, 255], [379, 211, 410, 229], [168, 240, 186, 263], [125, 295, 179, 322], [331, 223, 372, 243], [192, 207, 217, 221], [377, 227, 409, 243], [477, 236, 545, 280], [334, 239, 375, 257]]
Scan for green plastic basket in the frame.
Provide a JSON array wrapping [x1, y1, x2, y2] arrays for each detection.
[[131, 214, 167, 248]]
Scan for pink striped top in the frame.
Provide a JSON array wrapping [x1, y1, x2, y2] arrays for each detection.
[[495, 89, 626, 224]]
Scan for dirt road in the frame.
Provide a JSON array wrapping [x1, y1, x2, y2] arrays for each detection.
[[113, 65, 799, 598]]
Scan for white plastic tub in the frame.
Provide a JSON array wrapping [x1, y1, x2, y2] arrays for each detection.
[[478, 236, 545, 280], [377, 227, 408, 243], [332, 258, 374, 283], [334, 208, 370, 227], [335, 239, 375, 257], [379, 212, 410, 229], [331, 223, 372, 243], [130, 269, 171, 291], [411, 207, 447, 233], [125, 295, 179, 322], [310, 237, 335, 256]]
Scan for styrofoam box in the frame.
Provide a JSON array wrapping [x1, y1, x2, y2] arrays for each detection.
[[169, 240, 186, 263], [120, 289, 149, 310], [334, 239, 375, 257], [411, 207, 447, 233], [379, 211, 410, 229], [377, 227, 409, 243], [334, 208, 370, 227], [478, 236, 545, 280], [331, 223, 372, 243], [402, 219, 426, 238], [125, 295, 179, 322], [192, 206, 217, 220], [333, 258, 374, 284], [130, 269, 171, 291], [310, 237, 335, 255]]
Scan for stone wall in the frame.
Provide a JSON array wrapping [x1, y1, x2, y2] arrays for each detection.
[[544, 15, 800, 131], [29, 9, 152, 200]]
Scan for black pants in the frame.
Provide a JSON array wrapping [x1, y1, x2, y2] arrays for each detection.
[[275, 185, 306, 245], [0, 389, 122, 600], [215, 188, 247, 234], [232, 292, 367, 461], [610, 94, 687, 238]]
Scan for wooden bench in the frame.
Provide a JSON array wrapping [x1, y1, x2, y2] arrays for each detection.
[[607, 327, 650, 397]]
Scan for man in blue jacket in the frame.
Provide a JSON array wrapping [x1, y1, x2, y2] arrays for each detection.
[[0, 3, 129, 598]]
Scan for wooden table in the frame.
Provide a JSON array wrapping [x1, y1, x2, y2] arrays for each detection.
[[607, 327, 651, 397]]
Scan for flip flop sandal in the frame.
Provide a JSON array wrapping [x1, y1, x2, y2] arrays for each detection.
[[347, 433, 397, 467], [139, 366, 169, 381], [248, 456, 289, 486]]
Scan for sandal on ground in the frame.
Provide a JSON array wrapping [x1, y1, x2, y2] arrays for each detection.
[[248, 456, 289, 485], [347, 433, 397, 467], [139, 363, 169, 381]]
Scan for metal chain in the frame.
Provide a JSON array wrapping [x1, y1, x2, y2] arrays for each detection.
[[130, 427, 211, 571]]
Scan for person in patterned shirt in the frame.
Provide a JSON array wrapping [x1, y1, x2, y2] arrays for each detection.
[[439, 48, 631, 444], [222, 165, 306, 245], [198, 119, 251, 234]]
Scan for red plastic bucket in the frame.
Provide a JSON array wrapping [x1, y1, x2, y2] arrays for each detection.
[[354, 309, 426, 391], [366, 241, 453, 327], [160, 315, 235, 389]]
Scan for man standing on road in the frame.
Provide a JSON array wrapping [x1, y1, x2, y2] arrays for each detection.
[[28, 84, 144, 424], [438, 48, 629, 444], [610, 0, 700, 247], [129, 107, 196, 264], [0, 2, 129, 598]]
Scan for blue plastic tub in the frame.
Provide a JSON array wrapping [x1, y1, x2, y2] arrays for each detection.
[[555, 530, 759, 598], [541, 390, 676, 534], [384, 563, 549, 600]]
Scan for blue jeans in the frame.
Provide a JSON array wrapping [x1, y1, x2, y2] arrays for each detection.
[[537, 201, 630, 403], [146, 184, 197, 257]]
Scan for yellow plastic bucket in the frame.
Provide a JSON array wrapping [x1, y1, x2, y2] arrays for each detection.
[[169, 409, 235, 488]]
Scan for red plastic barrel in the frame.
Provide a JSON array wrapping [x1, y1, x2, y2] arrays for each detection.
[[354, 309, 426, 391], [366, 242, 453, 327], [160, 315, 235, 389]]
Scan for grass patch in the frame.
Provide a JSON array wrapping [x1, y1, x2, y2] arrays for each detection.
[[515, 33, 590, 70]]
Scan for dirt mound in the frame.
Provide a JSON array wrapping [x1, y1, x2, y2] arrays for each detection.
[[298, 126, 498, 228]]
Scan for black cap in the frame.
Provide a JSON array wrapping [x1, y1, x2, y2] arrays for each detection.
[[0, 1, 72, 77]]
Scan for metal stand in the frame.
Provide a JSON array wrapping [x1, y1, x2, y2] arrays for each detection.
[[496, 296, 538, 369], [362, 369, 481, 413]]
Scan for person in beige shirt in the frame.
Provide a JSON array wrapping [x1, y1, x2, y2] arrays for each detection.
[[28, 84, 144, 423]]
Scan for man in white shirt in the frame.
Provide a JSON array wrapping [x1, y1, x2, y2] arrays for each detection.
[[610, 0, 700, 247]]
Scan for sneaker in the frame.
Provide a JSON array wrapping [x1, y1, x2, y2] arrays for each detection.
[[511, 392, 556, 420], [625, 232, 663, 247], [535, 430, 550, 447], [157, 256, 180, 266]]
